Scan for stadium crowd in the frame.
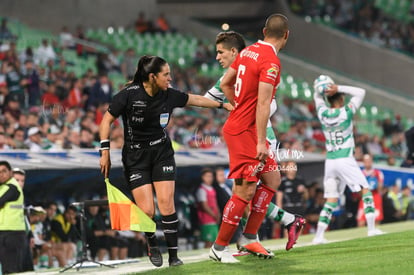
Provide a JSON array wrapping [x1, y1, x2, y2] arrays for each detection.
[[0, 16, 413, 168], [288, 0, 414, 55]]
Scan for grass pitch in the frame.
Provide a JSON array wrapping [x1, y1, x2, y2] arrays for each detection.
[[35, 221, 413, 274], [137, 223, 414, 275]]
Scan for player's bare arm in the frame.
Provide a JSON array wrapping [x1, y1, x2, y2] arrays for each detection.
[[256, 81, 274, 162], [220, 67, 237, 106]]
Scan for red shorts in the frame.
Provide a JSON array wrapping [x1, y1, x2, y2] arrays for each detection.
[[223, 129, 277, 182]]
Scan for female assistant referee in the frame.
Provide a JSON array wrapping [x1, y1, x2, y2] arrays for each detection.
[[99, 55, 233, 267]]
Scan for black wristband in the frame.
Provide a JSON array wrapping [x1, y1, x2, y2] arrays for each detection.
[[218, 102, 223, 109], [100, 140, 110, 149]]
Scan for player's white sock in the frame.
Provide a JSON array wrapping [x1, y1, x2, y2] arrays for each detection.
[[315, 222, 328, 240], [362, 192, 376, 232], [315, 202, 337, 239]]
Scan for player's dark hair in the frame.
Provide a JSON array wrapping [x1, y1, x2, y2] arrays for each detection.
[[327, 92, 344, 106], [0, 161, 12, 171], [264, 13, 289, 38], [133, 55, 167, 87], [216, 31, 246, 52]]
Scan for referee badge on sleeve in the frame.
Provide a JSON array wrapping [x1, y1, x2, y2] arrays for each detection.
[[160, 113, 169, 127]]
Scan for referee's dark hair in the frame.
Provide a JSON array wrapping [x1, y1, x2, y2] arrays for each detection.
[[133, 55, 167, 87]]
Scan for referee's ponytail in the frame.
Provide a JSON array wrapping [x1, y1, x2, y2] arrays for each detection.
[[132, 55, 167, 87]]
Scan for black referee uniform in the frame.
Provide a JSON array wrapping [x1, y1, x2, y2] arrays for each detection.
[[108, 83, 188, 189]]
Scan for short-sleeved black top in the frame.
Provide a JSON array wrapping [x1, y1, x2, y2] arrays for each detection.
[[108, 84, 189, 144]]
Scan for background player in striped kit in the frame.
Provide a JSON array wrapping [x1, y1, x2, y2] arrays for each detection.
[[312, 76, 384, 244]]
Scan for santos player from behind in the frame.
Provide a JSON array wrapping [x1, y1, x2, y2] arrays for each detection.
[[312, 76, 383, 244]]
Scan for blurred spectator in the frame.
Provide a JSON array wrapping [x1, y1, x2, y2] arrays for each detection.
[[277, 161, 307, 237], [96, 53, 111, 76], [387, 155, 397, 166], [0, 131, 11, 150], [107, 48, 122, 73], [357, 154, 384, 227], [401, 186, 413, 219], [121, 48, 137, 80], [19, 47, 35, 65], [382, 183, 405, 223], [0, 18, 16, 41], [135, 12, 151, 34], [193, 40, 213, 66], [86, 74, 113, 110], [155, 13, 172, 33], [50, 205, 78, 267], [42, 201, 63, 268], [12, 168, 35, 272], [41, 83, 60, 108], [11, 127, 29, 149], [212, 167, 232, 215], [6, 61, 25, 107], [23, 59, 40, 108], [29, 207, 51, 269], [196, 168, 220, 248], [35, 39, 56, 66], [277, 161, 307, 217], [3, 94, 21, 122], [79, 128, 96, 149], [401, 126, 414, 168], [85, 205, 111, 261], [24, 127, 44, 152], [304, 185, 325, 234], [59, 26, 75, 49], [66, 78, 85, 109], [389, 133, 405, 158]]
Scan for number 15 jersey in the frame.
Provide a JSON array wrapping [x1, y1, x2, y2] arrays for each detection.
[[223, 40, 281, 135]]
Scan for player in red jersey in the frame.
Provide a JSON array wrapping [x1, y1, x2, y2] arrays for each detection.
[[209, 14, 305, 263], [357, 154, 385, 227]]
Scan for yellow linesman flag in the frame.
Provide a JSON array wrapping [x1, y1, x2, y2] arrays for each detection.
[[105, 178, 156, 232]]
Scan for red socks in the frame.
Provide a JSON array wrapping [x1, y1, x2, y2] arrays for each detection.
[[244, 184, 276, 235], [215, 194, 248, 246]]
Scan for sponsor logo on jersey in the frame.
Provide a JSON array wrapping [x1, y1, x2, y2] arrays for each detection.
[[162, 166, 174, 173], [133, 100, 147, 107], [130, 173, 142, 181], [266, 64, 279, 80], [160, 113, 169, 128], [240, 49, 259, 61], [132, 116, 144, 123], [127, 85, 139, 90]]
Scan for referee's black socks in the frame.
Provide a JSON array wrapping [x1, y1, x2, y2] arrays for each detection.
[[161, 212, 179, 260], [145, 232, 158, 248]]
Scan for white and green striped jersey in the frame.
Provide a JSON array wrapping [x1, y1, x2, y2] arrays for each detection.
[[204, 74, 278, 150], [314, 85, 365, 159], [204, 76, 227, 102]]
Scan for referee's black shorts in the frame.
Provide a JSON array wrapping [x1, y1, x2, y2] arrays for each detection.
[[122, 138, 176, 190]]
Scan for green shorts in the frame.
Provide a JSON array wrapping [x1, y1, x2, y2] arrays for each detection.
[[200, 224, 219, 242]]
